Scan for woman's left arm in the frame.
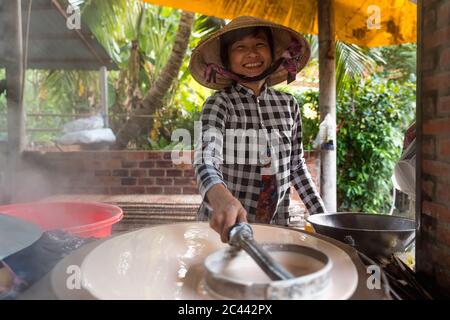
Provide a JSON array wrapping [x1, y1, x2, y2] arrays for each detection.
[[290, 97, 327, 214]]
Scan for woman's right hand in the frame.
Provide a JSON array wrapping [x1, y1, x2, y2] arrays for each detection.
[[206, 184, 248, 243]]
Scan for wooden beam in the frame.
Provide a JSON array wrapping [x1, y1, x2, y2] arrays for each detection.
[[3, 0, 25, 204], [318, 0, 337, 212], [4, 0, 25, 154], [50, 0, 109, 67]]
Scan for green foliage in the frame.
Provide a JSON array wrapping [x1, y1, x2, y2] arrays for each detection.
[[306, 36, 386, 98], [284, 74, 415, 214], [335, 42, 385, 98], [336, 76, 415, 213], [286, 88, 320, 151], [145, 14, 220, 150], [375, 43, 417, 81]]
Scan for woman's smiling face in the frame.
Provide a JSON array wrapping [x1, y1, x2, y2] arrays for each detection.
[[227, 32, 273, 78]]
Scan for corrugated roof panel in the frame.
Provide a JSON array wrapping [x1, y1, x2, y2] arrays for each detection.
[[0, 0, 117, 70]]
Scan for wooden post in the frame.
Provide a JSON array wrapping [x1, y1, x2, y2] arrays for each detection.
[[3, 0, 25, 203], [99, 66, 109, 127], [318, 0, 337, 212], [5, 0, 25, 154]]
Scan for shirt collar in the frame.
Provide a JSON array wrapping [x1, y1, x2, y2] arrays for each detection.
[[233, 82, 269, 99]]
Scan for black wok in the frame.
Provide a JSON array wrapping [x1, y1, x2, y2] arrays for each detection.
[[306, 213, 416, 261]]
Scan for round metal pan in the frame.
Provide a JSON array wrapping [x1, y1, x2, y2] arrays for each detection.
[[204, 243, 333, 300], [307, 213, 416, 261]]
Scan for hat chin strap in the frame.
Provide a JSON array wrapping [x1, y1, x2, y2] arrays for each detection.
[[204, 38, 302, 85]]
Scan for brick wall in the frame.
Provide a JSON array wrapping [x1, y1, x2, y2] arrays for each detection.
[[16, 150, 320, 205], [418, 0, 450, 295]]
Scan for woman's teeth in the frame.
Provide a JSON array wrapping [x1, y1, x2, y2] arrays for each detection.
[[243, 62, 263, 68]]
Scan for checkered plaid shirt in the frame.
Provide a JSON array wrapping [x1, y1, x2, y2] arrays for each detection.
[[194, 82, 326, 225]]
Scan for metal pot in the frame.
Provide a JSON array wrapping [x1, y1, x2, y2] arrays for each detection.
[[306, 213, 416, 261]]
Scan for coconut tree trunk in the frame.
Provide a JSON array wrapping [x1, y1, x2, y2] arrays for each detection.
[[115, 11, 195, 148]]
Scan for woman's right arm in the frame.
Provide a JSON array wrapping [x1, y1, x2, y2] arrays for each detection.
[[194, 95, 247, 242]]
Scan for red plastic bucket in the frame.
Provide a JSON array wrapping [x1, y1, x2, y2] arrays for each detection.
[[0, 202, 123, 238]]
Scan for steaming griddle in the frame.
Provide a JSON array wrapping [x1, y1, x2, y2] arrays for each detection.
[[18, 223, 389, 300]]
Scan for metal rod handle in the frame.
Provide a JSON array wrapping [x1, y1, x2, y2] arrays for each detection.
[[229, 223, 294, 281]]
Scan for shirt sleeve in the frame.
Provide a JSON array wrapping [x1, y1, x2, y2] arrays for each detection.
[[289, 96, 327, 214], [194, 94, 228, 208]]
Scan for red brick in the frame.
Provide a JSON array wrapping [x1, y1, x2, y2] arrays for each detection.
[[423, 160, 450, 177], [423, 25, 450, 49], [166, 169, 183, 177], [130, 169, 147, 177], [170, 150, 193, 158], [138, 178, 155, 185], [430, 245, 450, 270], [139, 161, 155, 168], [127, 152, 146, 161], [183, 187, 199, 194], [105, 159, 122, 169], [423, 118, 450, 134], [424, 6, 436, 31], [437, 1, 450, 29], [174, 177, 196, 186], [110, 186, 128, 194], [423, 71, 450, 91], [146, 187, 163, 194], [183, 170, 195, 177], [423, 96, 436, 117], [122, 161, 138, 169], [148, 169, 165, 177], [437, 95, 450, 115], [438, 138, 450, 156], [157, 161, 173, 168], [422, 55, 436, 72], [156, 178, 173, 186], [127, 186, 146, 194], [94, 176, 118, 185], [164, 187, 182, 194], [439, 48, 450, 71], [435, 269, 450, 291], [146, 152, 162, 159], [423, 137, 436, 156], [91, 160, 105, 169], [84, 187, 109, 194], [112, 169, 129, 177], [163, 152, 173, 160], [422, 179, 435, 198], [173, 163, 192, 170], [437, 223, 450, 247], [437, 183, 450, 204], [416, 242, 434, 273], [422, 201, 450, 224], [121, 177, 137, 186], [94, 152, 112, 160], [94, 169, 111, 176], [108, 152, 128, 160]]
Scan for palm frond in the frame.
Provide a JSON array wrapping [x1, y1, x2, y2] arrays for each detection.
[[335, 42, 385, 96], [307, 36, 385, 97]]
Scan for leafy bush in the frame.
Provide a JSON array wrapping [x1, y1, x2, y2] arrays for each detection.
[[288, 88, 320, 150], [336, 76, 415, 213], [287, 75, 415, 213]]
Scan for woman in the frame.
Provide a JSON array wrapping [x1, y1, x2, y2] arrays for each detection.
[[189, 16, 326, 243]]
